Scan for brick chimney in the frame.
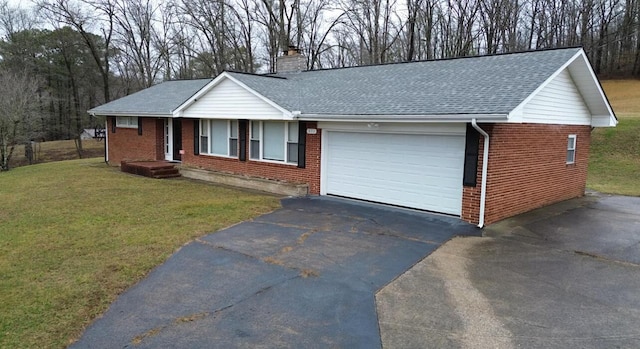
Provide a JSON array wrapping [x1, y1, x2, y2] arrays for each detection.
[[276, 46, 307, 73]]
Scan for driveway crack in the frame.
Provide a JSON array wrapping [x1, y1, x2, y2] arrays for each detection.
[[128, 274, 300, 346]]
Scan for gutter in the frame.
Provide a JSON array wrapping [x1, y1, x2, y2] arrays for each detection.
[[87, 111, 173, 118], [297, 113, 509, 123], [471, 119, 489, 228]]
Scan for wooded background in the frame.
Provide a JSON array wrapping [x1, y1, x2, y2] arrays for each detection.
[[0, 0, 639, 143]]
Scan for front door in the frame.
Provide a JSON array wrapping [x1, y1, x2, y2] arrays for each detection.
[[172, 118, 182, 161], [164, 119, 173, 161], [164, 118, 183, 161]]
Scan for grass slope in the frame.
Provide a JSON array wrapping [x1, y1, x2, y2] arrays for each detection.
[[589, 80, 640, 196], [0, 159, 279, 348]]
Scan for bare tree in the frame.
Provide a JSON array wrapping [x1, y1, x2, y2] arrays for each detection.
[[113, 0, 163, 88], [0, 70, 42, 170], [0, 0, 35, 40]]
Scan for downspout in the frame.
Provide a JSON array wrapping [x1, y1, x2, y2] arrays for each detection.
[[104, 117, 108, 164], [471, 119, 489, 228]]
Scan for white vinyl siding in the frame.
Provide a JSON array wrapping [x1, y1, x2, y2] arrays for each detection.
[[324, 131, 465, 215], [567, 135, 577, 164], [200, 119, 238, 158], [116, 116, 138, 128], [520, 69, 592, 125], [250, 121, 298, 164], [181, 78, 285, 119]]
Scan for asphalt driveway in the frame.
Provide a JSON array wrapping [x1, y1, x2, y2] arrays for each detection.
[[71, 197, 478, 348], [377, 193, 640, 348]]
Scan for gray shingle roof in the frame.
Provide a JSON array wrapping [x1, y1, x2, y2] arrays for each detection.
[[229, 48, 581, 116], [88, 78, 212, 116], [89, 48, 582, 118]]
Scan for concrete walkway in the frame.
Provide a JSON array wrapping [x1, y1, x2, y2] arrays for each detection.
[[71, 197, 478, 348], [377, 194, 640, 348]]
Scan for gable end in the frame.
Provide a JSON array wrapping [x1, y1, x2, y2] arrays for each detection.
[[179, 75, 291, 120], [514, 69, 592, 125]]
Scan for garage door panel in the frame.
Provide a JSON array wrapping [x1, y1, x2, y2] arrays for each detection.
[[325, 131, 464, 215]]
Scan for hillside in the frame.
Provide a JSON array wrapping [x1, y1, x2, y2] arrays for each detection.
[[589, 80, 640, 196]]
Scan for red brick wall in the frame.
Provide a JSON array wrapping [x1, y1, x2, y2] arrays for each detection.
[[462, 123, 591, 225], [181, 119, 322, 194], [107, 117, 164, 164]]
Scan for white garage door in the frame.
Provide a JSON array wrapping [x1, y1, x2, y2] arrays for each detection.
[[324, 131, 465, 215]]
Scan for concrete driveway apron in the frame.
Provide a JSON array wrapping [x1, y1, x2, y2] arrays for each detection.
[[376, 194, 640, 349], [70, 197, 479, 348]]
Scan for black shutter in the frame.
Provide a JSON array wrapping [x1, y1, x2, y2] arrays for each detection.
[[463, 123, 480, 187], [111, 117, 116, 133], [239, 119, 247, 161], [137, 117, 143, 135], [297, 121, 306, 168], [193, 119, 200, 155]]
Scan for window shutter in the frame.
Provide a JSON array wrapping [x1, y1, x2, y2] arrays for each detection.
[[297, 121, 306, 168], [111, 117, 116, 133], [137, 117, 143, 135], [463, 123, 480, 187], [239, 119, 247, 161], [193, 119, 200, 155]]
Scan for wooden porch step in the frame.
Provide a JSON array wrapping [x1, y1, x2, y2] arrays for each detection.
[[150, 168, 181, 179], [121, 161, 181, 179]]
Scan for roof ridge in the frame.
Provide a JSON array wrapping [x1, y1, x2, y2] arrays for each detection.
[[162, 77, 214, 82], [225, 70, 288, 80], [292, 46, 583, 74]]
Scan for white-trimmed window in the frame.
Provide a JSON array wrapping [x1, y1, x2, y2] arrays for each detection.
[[566, 134, 577, 164], [116, 116, 138, 128], [199, 119, 239, 157], [250, 121, 298, 164]]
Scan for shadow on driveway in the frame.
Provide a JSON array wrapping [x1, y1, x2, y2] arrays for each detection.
[[71, 197, 478, 348]]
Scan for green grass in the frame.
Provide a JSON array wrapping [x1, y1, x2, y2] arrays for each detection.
[[587, 80, 640, 196], [0, 159, 280, 348], [588, 117, 640, 195]]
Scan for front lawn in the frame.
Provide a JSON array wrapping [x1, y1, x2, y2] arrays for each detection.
[[0, 159, 280, 348]]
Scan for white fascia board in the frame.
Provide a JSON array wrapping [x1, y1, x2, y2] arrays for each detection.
[[297, 113, 508, 123], [88, 111, 172, 117], [179, 113, 294, 120], [592, 115, 618, 127], [172, 72, 293, 118]]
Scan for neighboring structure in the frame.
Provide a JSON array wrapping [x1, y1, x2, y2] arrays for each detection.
[[88, 47, 616, 227], [80, 128, 106, 140]]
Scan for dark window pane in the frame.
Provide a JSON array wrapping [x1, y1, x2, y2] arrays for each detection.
[[200, 136, 208, 153], [230, 138, 238, 157], [567, 150, 575, 163], [287, 142, 298, 164], [250, 140, 260, 159]]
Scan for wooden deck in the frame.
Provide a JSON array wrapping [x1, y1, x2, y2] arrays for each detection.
[[120, 161, 181, 179]]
